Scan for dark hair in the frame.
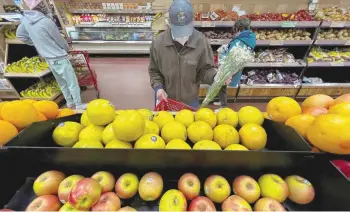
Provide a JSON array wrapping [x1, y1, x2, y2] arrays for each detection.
[[234, 17, 251, 31]]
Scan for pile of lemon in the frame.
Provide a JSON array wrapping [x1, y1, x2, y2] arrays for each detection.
[[52, 99, 267, 151]]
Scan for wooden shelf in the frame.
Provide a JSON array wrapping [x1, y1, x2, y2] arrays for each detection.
[[4, 69, 51, 78]]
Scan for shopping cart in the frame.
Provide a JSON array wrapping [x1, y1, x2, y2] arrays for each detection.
[[69, 50, 99, 98]]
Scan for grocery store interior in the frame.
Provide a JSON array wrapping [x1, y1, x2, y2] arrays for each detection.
[[0, 0, 350, 211]]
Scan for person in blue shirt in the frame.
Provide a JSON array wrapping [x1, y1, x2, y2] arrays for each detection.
[[214, 17, 256, 108]]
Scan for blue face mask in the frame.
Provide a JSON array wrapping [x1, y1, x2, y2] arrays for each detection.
[[171, 31, 189, 45]]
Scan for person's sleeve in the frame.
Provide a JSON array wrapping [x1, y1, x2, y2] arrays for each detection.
[[45, 19, 69, 52], [197, 39, 217, 85], [148, 41, 164, 92], [16, 24, 33, 45]]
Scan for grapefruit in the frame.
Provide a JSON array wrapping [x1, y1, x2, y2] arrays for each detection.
[[213, 124, 239, 148], [239, 123, 267, 150], [73, 139, 104, 148], [80, 111, 91, 127], [224, 144, 248, 151], [165, 139, 191, 150], [1, 100, 38, 128], [134, 134, 165, 149], [153, 111, 174, 130], [195, 108, 217, 128], [161, 121, 187, 143], [332, 94, 350, 107], [56, 108, 75, 118], [0, 120, 18, 145], [36, 111, 47, 122], [0, 101, 6, 120], [303, 107, 328, 117], [102, 123, 116, 145], [22, 99, 36, 105], [33, 100, 59, 119], [137, 109, 153, 121], [79, 124, 104, 142], [86, 99, 115, 126], [238, 106, 264, 126], [285, 114, 315, 138], [105, 139, 133, 149], [113, 110, 145, 142], [193, 140, 221, 150], [267, 97, 301, 123], [175, 109, 194, 127], [216, 108, 238, 127], [144, 120, 160, 135], [328, 103, 350, 116], [301, 94, 334, 111], [307, 114, 350, 154], [53, 121, 84, 147], [187, 121, 213, 144]]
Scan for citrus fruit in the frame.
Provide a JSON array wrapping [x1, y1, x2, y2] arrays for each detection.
[[0, 101, 7, 120], [301, 94, 334, 111], [213, 124, 239, 148], [134, 134, 165, 149], [187, 121, 213, 144], [238, 106, 264, 126], [161, 121, 187, 143], [328, 103, 350, 116], [53, 121, 84, 147], [224, 144, 249, 151], [263, 112, 270, 120], [303, 107, 328, 117], [36, 111, 47, 122], [137, 109, 153, 121], [239, 123, 267, 150], [195, 108, 217, 128], [33, 100, 59, 119], [113, 110, 145, 142], [285, 114, 315, 138], [73, 139, 104, 148], [217, 108, 238, 127], [115, 110, 125, 116], [79, 124, 104, 142], [165, 139, 191, 150], [144, 120, 160, 135], [22, 99, 36, 104], [175, 109, 194, 127], [307, 114, 350, 154], [332, 94, 350, 107], [267, 97, 301, 123], [56, 108, 75, 118], [86, 99, 115, 126], [0, 120, 18, 145], [153, 111, 174, 130], [105, 139, 133, 149], [102, 123, 116, 145], [193, 140, 222, 150], [80, 111, 91, 127], [1, 100, 38, 128]]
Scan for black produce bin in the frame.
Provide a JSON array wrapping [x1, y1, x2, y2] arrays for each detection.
[[1, 148, 350, 211], [6, 114, 312, 151]]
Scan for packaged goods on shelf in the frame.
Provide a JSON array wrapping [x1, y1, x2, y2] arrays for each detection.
[[241, 69, 300, 85], [315, 7, 350, 21], [69, 30, 154, 41], [65, 2, 152, 12], [303, 76, 324, 84], [19, 79, 60, 98], [246, 10, 313, 21], [308, 47, 350, 63], [5, 57, 49, 74], [317, 28, 350, 40], [72, 14, 153, 27], [255, 49, 298, 63], [255, 29, 312, 41]]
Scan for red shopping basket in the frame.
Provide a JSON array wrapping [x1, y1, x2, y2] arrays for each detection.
[[154, 98, 197, 112]]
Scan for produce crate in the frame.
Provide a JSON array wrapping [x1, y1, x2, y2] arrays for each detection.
[[1, 148, 349, 211], [297, 83, 350, 98], [237, 84, 301, 99]]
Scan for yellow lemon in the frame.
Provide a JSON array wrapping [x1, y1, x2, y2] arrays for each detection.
[[267, 97, 301, 123], [165, 139, 191, 150], [238, 106, 264, 126], [86, 99, 115, 126], [175, 109, 194, 127], [113, 110, 145, 142], [137, 108, 153, 121], [213, 124, 239, 148], [328, 103, 350, 116], [195, 108, 217, 128], [217, 108, 238, 127], [79, 124, 104, 142], [224, 144, 249, 151], [193, 140, 221, 150], [105, 139, 133, 149], [153, 111, 174, 130], [134, 134, 165, 149], [161, 121, 187, 143], [285, 114, 315, 138], [53, 121, 84, 147], [187, 121, 213, 144], [101, 123, 116, 145], [239, 123, 267, 150], [80, 111, 91, 127], [144, 120, 160, 135]]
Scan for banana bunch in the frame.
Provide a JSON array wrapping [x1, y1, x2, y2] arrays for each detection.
[[4, 28, 16, 39], [20, 80, 61, 99], [5, 56, 49, 73]]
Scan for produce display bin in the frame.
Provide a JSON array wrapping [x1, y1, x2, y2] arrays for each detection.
[[297, 83, 350, 98], [237, 84, 301, 99]]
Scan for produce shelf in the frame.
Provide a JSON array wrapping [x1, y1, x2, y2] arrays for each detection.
[[245, 62, 306, 67], [71, 40, 151, 54], [5, 38, 23, 45], [68, 9, 157, 14], [314, 40, 350, 46], [194, 21, 234, 27], [19, 92, 62, 101], [4, 69, 51, 78], [208, 39, 230, 45], [238, 83, 300, 98], [321, 21, 350, 28], [250, 21, 321, 28], [297, 83, 350, 97], [74, 22, 152, 28], [256, 40, 313, 46], [0, 21, 19, 25], [308, 62, 350, 67]]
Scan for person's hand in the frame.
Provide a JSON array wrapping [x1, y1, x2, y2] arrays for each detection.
[[157, 89, 168, 102], [224, 76, 232, 85]]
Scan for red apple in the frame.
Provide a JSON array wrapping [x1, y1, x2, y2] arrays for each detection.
[[222, 195, 252, 211], [138, 172, 163, 201], [285, 175, 315, 204], [58, 175, 84, 204], [59, 202, 80, 212], [188, 196, 216, 211], [178, 173, 200, 200], [33, 170, 66, 196], [92, 171, 115, 193], [254, 197, 286, 211], [117, 206, 137, 212], [232, 175, 260, 203], [69, 178, 102, 210], [26, 195, 61, 211], [115, 173, 139, 199], [92, 192, 121, 211], [204, 175, 231, 203]]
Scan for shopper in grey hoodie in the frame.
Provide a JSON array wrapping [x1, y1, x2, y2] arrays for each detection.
[[16, 0, 86, 109]]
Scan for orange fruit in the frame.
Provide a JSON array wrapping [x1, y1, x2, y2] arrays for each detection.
[[332, 94, 350, 107], [0, 101, 7, 120], [328, 103, 350, 116], [266, 97, 301, 123], [1, 100, 38, 128], [56, 108, 75, 118], [303, 107, 328, 117], [285, 114, 315, 138], [239, 123, 267, 150], [307, 114, 350, 154], [0, 120, 18, 145], [301, 94, 334, 111], [22, 99, 37, 105], [34, 100, 59, 119], [36, 112, 47, 122]]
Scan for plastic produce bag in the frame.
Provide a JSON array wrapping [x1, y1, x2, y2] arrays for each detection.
[[201, 43, 254, 107]]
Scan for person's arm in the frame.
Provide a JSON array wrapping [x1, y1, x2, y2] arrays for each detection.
[[197, 39, 217, 85], [148, 41, 164, 92], [44, 19, 69, 52], [16, 24, 33, 45]]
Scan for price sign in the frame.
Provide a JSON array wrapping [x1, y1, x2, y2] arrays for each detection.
[[330, 62, 344, 67], [330, 21, 345, 27], [281, 21, 297, 28], [201, 21, 215, 27], [270, 40, 284, 46]]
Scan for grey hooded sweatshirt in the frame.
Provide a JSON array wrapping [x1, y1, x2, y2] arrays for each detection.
[[16, 10, 69, 60]]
